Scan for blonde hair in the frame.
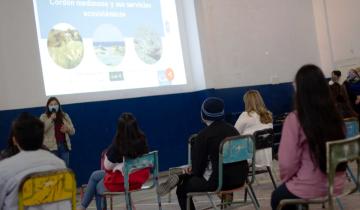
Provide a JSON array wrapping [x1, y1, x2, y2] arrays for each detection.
[[243, 90, 272, 124]]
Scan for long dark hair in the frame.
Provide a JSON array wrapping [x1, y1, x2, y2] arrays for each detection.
[[329, 83, 358, 118], [295, 64, 346, 173], [45, 97, 64, 124], [113, 113, 148, 159]]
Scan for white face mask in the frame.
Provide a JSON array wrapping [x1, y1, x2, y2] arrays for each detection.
[[48, 105, 59, 113]]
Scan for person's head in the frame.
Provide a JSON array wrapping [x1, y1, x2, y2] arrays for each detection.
[[243, 90, 272, 124], [294, 64, 346, 173], [331, 70, 341, 83], [201, 97, 225, 124], [347, 69, 360, 81], [11, 112, 44, 151], [113, 112, 147, 158], [45, 97, 62, 114]]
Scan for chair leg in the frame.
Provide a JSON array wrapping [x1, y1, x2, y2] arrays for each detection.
[[110, 196, 113, 210], [157, 188, 163, 210], [267, 166, 277, 189], [206, 194, 220, 210], [125, 192, 132, 210], [346, 166, 357, 184], [246, 186, 259, 210], [243, 188, 248, 203], [186, 195, 191, 210], [336, 198, 345, 210], [247, 184, 260, 208]]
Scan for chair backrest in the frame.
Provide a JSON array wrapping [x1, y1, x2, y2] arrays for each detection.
[[344, 117, 359, 138], [18, 168, 76, 210], [253, 128, 274, 150], [326, 135, 360, 210], [188, 134, 197, 165], [217, 135, 255, 191], [123, 151, 159, 191]]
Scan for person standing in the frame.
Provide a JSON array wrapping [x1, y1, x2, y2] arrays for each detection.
[[40, 97, 75, 167]]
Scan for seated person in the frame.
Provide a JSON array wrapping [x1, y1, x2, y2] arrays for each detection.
[[329, 70, 342, 85], [79, 113, 149, 210], [157, 97, 249, 210], [0, 131, 19, 161], [329, 82, 358, 118], [0, 113, 66, 210], [235, 90, 273, 167], [271, 65, 347, 210]]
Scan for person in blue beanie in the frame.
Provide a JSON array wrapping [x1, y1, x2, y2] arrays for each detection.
[[157, 97, 249, 210]]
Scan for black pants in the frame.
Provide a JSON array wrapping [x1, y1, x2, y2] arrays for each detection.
[[271, 184, 300, 210], [176, 174, 216, 210]]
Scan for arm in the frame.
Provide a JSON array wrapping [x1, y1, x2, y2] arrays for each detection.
[[104, 155, 117, 171], [40, 114, 54, 133], [234, 112, 247, 134], [63, 113, 75, 135], [278, 113, 303, 182], [191, 134, 208, 177]]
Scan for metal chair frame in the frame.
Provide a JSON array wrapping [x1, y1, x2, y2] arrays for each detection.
[[186, 135, 259, 210]]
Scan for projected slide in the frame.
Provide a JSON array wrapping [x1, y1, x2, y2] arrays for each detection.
[[33, 0, 186, 95]]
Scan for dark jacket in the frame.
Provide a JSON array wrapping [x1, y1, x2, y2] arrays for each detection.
[[191, 120, 249, 190]]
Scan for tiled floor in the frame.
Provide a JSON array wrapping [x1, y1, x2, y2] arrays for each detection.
[[78, 162, 360, 209]]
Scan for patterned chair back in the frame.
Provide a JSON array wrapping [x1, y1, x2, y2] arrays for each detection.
[[217, 135, 255, 191], [18, 168, 76, 210], [123, 151, 159, 191]]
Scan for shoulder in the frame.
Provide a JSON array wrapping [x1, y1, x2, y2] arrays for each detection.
[[39, 113, 48, 119]]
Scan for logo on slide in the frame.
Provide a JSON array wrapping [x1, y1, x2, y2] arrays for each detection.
[[47, 23, 84, 69], [93, 24, 126, 67], [158, 68, 174, 85]]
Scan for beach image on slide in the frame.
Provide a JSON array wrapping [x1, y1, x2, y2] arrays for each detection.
[[47, 23, 84, 69], [93, 24, 125, 66], [134, 26, 162, 64]]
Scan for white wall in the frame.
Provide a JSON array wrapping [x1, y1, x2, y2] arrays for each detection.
[[312, 0, 360, 80], [195, 0, 320, 88]]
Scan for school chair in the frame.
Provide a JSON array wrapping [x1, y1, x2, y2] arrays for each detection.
[[186, 135, 259, 210], [167, 134, 197, 203], [18, 168, 76, 210], [101, 151, 162, 210], [277, 135, 360, 210]]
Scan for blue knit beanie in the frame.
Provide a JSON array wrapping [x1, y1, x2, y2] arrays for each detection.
[[201, 97, 225, 121]]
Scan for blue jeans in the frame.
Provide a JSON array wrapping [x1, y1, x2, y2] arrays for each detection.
[[271, 183, 300, 210], [81, 170, 108, 210], [52, 142, 70, 167]]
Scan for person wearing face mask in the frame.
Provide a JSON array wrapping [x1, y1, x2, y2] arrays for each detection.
[[343, 69, 360, 115], [40, 97, 75, 167]]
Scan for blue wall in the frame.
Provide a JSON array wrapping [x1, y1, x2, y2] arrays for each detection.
[[0, 83, 293, 185]]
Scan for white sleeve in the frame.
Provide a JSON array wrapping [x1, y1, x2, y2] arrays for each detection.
[[234, 112, 248, 134], [0, 177, 5, 210], [104, 155, 117, 171]]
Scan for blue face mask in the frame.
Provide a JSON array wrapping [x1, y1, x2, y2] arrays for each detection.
[[48, 105, 59, 113]]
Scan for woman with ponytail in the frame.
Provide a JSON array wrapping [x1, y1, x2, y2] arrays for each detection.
[[79, 113, 149, 210], [271, 65, 347, 210], [235, 90, 273, 167]]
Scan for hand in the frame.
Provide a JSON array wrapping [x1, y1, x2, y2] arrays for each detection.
[[60, 124, 68, 133], [182, 166, 192, 174], [50, 113, 57, 120], [356, 96, 360, 105]]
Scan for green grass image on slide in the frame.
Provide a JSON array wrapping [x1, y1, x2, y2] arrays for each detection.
[[47, 24, 84, 69], [134, 26, 162, 65]]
